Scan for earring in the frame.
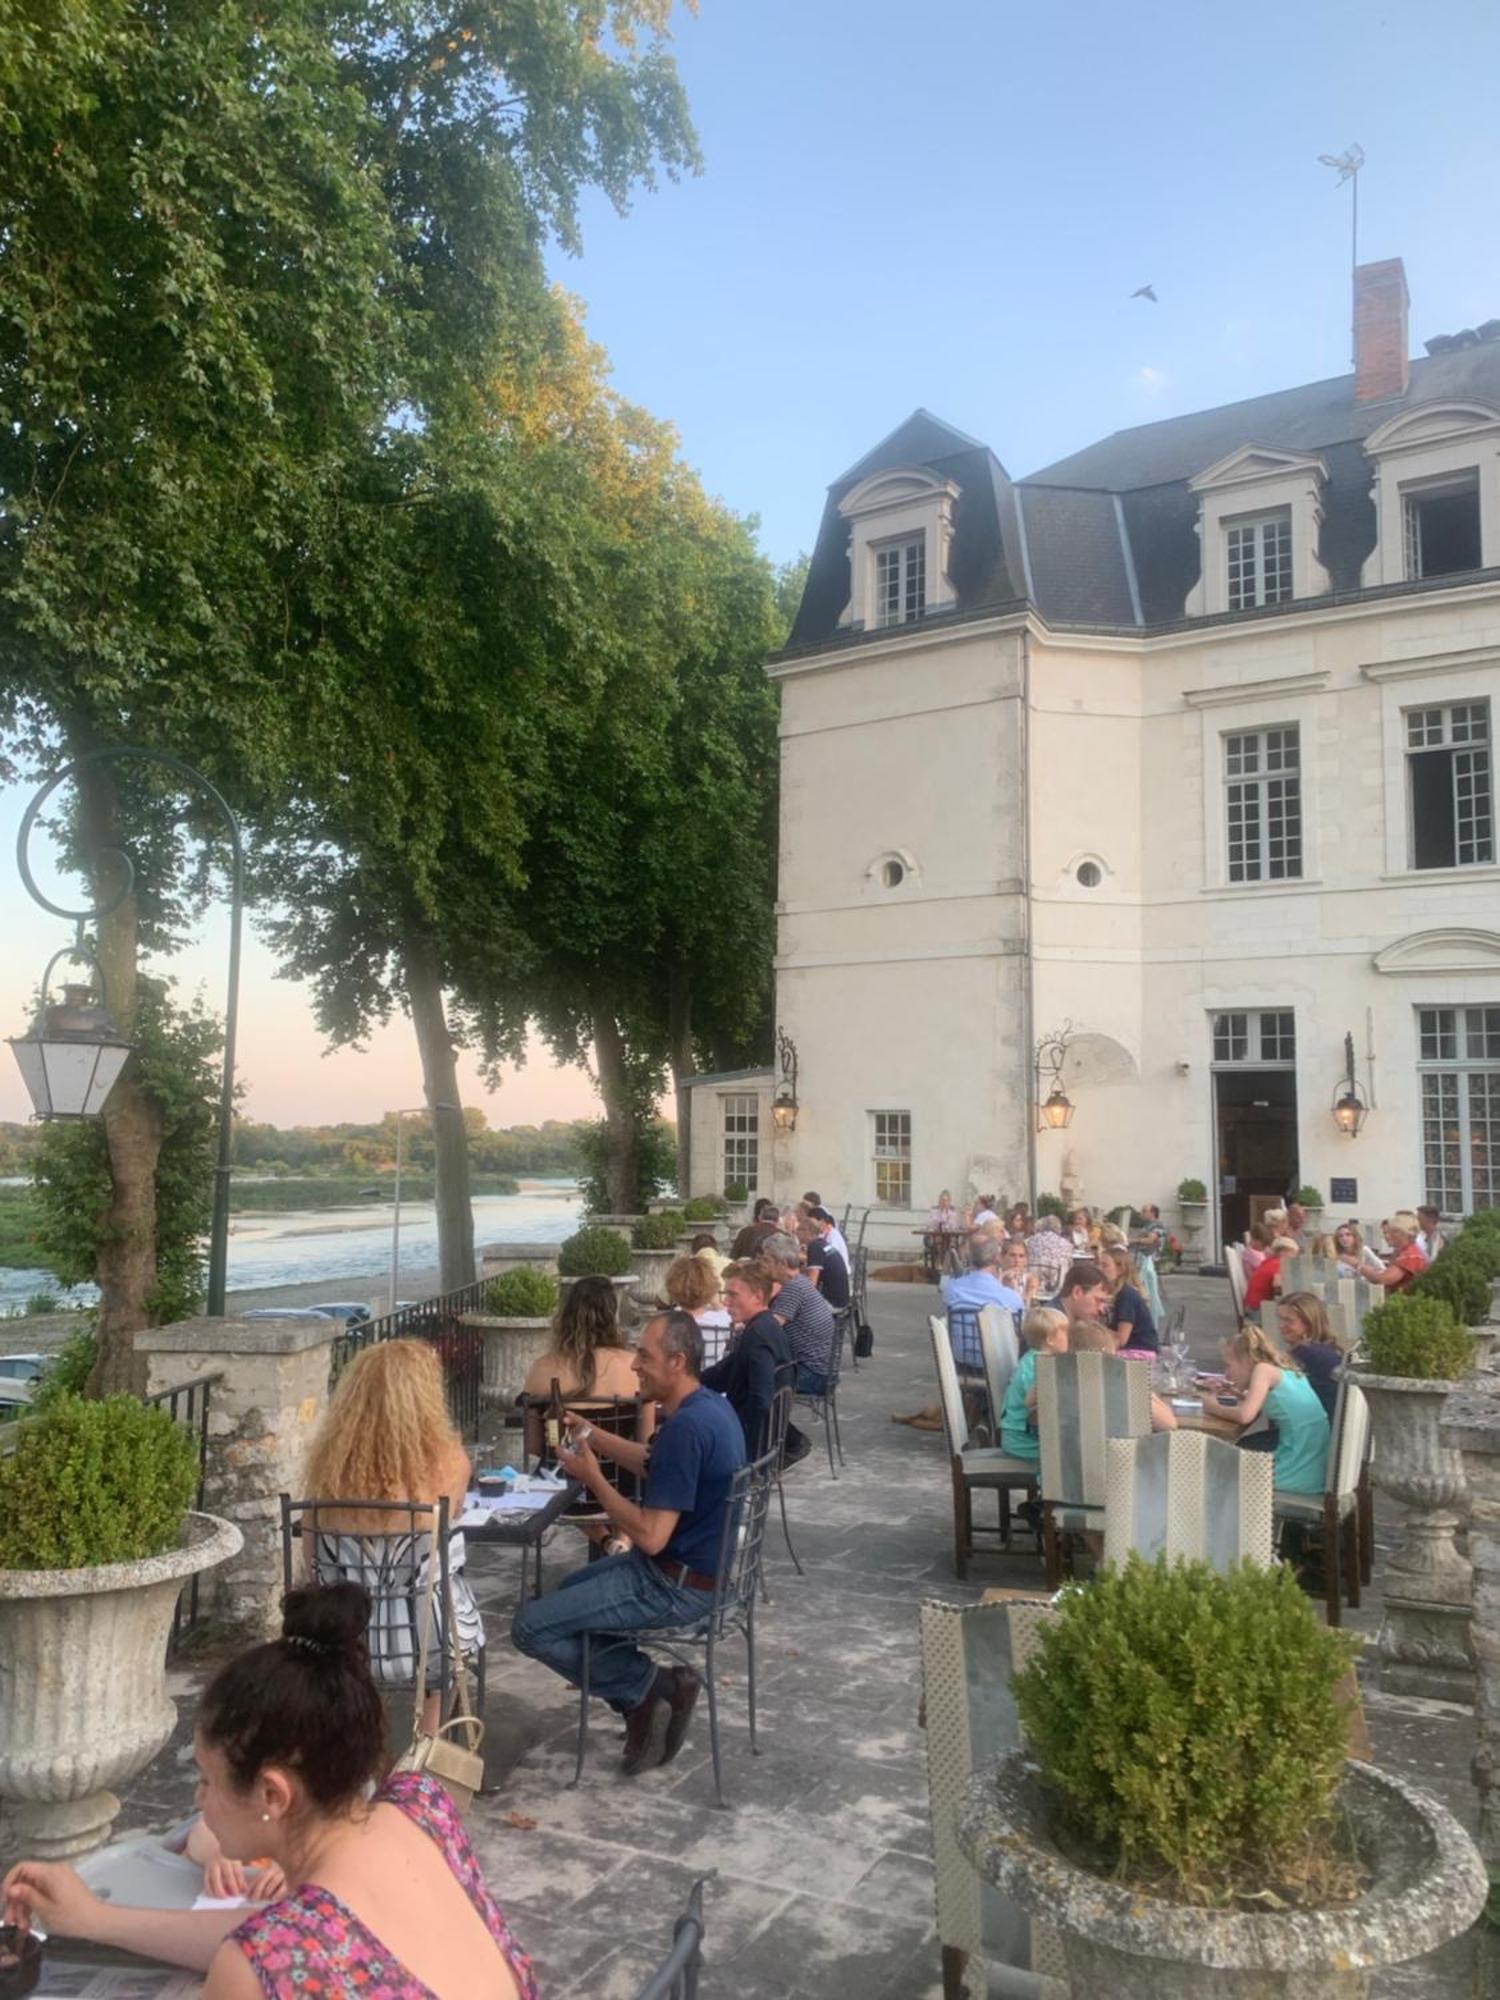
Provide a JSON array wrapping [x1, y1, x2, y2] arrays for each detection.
[[261, 1812, 271, 1823]]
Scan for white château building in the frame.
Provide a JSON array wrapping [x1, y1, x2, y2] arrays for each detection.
[[684, 260, 1500, 1256]]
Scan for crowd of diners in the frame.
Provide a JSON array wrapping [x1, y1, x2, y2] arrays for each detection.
[[1, 1193, 859, 1996], [912, 1193, 1444, 1511]]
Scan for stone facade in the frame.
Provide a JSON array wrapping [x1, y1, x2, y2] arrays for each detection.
[[135, 1315, 337, 1639]]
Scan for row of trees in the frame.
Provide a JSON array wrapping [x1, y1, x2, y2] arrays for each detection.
[[231, 1114, 591, 1179], [1, 0, 794, 1388]]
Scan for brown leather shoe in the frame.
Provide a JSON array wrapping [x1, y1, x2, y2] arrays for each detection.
[[620, 1688, 670, 1775], [660, 1667, 702, 1765]]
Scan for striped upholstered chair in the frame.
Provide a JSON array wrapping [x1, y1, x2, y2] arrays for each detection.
[[1035, 1351, 1152, 1586], [919, 1595, 1068, 2000], [1104, 1429, 1274, 1572]]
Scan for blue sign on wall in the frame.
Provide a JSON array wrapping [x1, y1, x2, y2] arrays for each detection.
[[1330, 1178, 1358, 1205]]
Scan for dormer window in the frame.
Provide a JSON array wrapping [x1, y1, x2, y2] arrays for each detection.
[[875, 535, 926, 626], [1185, 447, 1329, 617], [1361, 401, 1500, 588], [837, 468, 958, 631], [1402, 472, 1482, 579], [1226, 511, 1293, 610]]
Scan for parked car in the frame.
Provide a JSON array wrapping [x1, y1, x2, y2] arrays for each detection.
[[0, 1378, 37, 1411], [241, 1308, 344, 1323], [0, 1353, 48, 1385], [304, 1301, 372, 1324]]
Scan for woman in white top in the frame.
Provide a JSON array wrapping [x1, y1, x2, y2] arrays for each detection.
[[665, 1253, 733, 1367], [1331, 1220, 1386, 1280]]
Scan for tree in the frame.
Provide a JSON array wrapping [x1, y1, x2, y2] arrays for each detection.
[[0, 0, 703, 1358]]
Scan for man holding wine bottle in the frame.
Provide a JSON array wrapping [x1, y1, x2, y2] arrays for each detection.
[[510, 1309, 745, 1776]]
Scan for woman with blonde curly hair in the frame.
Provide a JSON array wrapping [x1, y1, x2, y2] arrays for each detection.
[[665, 1252, 732, 1367], [303, 1339, 480, 1724]]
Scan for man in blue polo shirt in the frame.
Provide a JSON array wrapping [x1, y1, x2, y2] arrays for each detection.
[[510, 1308, 745, 1775]]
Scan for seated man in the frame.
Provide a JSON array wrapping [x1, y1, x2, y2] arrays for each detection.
[[762, 1228, 836, 1394], [941, 1235, 1025, 1319], [803, 1207, 851, 1310], [1052, 1258, 1113, 1325], [510, 1309, 746, 1777], [703, 1258, 802, 1460]]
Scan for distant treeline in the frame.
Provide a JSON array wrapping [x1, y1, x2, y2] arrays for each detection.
[[228, 1172, 520, 1211], [228, 1115, 588, 1178]]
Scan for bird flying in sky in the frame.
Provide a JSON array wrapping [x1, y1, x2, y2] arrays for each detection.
[[1130, 284, 1158, 303]]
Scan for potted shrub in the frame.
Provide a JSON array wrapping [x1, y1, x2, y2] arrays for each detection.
[[631, 1210, 685, 1306], [682, 1194, 727, 1223], [0, 1394, 242, 1859], [1350, 1292, 1476, 1692], [957, 1556, 1485, 1995], [1294, 1183, 1325, 1212], [556, 1225, 638, 1316], [1175, 1177, 1209, 1261], [463, 1267, 560, 1410]]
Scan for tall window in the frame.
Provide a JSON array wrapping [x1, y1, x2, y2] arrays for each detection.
[[1402, 473, 1481, 580], [872, 1110, 912, 1206], [874, 535, 926, 627], [1418, 1006, 1500, 1214], [721, 1093, 759, 1194], [1226, 511, 1293, 611], [1211, 1011, 1296, 1065], [1407, 701, 1494, 869], [1224, 727, 1302, 883]]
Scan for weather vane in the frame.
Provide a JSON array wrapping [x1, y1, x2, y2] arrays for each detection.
[[1318, 143, 1365, 361]]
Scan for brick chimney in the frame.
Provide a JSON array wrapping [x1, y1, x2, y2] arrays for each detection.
[[1353, 257, 1410, 403]]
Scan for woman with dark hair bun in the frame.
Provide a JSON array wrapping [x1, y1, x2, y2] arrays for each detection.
[[2, 1584, 537, 1999]]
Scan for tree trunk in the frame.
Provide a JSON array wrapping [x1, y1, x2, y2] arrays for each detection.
[[403, 929, 474, 1294], [76, 756, 163, 1396], [668, 968, 693, 1201], [591, 1002, 638, 1214]]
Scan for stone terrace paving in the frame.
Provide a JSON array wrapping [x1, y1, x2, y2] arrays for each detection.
[[106, 1275, 1490, 1999]]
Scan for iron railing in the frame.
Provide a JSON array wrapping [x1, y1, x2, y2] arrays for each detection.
[[329, 1279, 488, 1437], [142, 1371, 224, 1655]]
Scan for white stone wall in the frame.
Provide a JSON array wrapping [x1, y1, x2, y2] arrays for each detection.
[[770, 578, 1500, 1251]]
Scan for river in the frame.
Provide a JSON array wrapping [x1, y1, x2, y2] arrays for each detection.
[[0, 1179, 585, 1316]]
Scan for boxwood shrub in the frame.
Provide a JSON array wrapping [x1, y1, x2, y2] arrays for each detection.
[[483, 1268, 559, 1318], [1013, 1555, 1357, 1905], [1363, 1290, 1474, 1380], [0, 1394, 200, 1570], [681, 1195, 724, 1222], [1412, 1244, 1493, 1329], [633, 1211, 685, 1249], [557, 1226, 632, 1278]]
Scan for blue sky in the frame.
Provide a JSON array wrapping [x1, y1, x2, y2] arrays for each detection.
[[553, 0, 1500, 565], [3, 0, 1497, 1128]]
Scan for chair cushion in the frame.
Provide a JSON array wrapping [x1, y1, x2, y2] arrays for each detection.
[[962, 1448, 1039, 1484], [1272, 1489, 1353, 1520]]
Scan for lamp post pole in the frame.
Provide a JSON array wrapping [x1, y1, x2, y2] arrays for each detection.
[[16, 748, 244, 1317]]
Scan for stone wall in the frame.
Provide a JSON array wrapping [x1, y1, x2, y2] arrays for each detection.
[[135, 1316, 338, 1641]]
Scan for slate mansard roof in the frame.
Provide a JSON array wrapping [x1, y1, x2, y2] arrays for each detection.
[[782, 341, 1500, 652]]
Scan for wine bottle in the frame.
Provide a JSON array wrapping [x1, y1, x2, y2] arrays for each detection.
[[545, 1375, 565, 1461]]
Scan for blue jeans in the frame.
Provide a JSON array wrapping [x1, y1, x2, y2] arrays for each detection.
[[510, 1549, 713, 1712], [796, 1365, 828, 1396]]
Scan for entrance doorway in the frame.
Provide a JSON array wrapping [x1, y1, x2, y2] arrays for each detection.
[[1214, 1069, 1298, 1254]]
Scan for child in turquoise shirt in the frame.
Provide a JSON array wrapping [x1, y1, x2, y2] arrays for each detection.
[[1000, 1307, 1070, 1461]]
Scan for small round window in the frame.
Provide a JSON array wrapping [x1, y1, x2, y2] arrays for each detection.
[[1075, 860, 1102, 888], [882, 859, 905, 888]]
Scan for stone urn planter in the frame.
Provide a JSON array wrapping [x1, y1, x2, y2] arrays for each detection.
[[958, 1750, 1485, 1998], [557, 1273, 638, 1315], [1348, 1366, 1474, 1697], [0, 1511, 243, 1860], [1466, 1324, 1499, 1375], [462, 1313, 553, 1411], [1177, 1199, 1209, 1263], [629, 1247, 678, 1308], [583, 1214, 645, 1233]]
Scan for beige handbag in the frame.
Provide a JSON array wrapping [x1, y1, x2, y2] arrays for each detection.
[[390, 1518, 485, 1812]]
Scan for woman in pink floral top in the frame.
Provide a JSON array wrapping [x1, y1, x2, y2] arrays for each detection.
[[3, 1585, 536, 1999]]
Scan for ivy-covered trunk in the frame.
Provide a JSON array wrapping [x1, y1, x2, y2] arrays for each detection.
[[404, 929, 475, 1294], [79, 759, 162, 1396], [668, 967, 693, 1201]]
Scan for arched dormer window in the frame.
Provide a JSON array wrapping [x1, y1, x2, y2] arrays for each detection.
[[1184, 446, 1330, 617], [1360, 401, 1500, 588], [837, 469, 959, 631]]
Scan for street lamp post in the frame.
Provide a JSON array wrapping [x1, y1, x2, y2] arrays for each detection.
[[11, 749, 243, 1317]]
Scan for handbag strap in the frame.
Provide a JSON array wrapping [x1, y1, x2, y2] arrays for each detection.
[[407, 1512, 442, 1744]]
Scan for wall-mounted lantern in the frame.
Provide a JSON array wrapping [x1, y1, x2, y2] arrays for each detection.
[[1332, 1030, 1369, 1137], [772, 1028, 799, 1132], [1035, 1023, 1076, 1131]]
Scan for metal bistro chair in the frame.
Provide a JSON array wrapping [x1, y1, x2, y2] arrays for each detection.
[[1271, 1374, 1370, 1626], [1035, 1351, 1152, 1587], [758, 1378, 804, 1591], [1104, 1429, 1274, 1572], [794, 1311, 847, 1476], [929, 1316, 1037, 1577], [571, 1449, 776, 1809], [280, 1494, 486, 1718], [631, 1874, 712, 2000]]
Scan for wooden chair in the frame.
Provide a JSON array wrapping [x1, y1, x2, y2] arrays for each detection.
[[1104, 1430, 1274, 1571], [977, 1304, 1020, 1443], [1271, 1376, 1370, 1625], [1224, 1242, 1247, 1319], [1035, 1351, 1152, 1587], [919, 1596, 1068, 2000], [928, 1315, 1036, 1578]]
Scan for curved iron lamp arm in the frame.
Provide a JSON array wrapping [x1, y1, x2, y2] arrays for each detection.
[[17, 747, 243, 1317]]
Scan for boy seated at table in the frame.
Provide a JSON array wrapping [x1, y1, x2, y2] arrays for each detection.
[[999, 1307, 1069, 1460], [1067, 1320, 1178, 1432]]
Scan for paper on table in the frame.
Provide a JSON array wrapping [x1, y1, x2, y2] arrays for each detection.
[[191, 1892, 250, 1911]]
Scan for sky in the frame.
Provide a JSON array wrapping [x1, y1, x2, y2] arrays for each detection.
[[2, 0, 1497, 1128]]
